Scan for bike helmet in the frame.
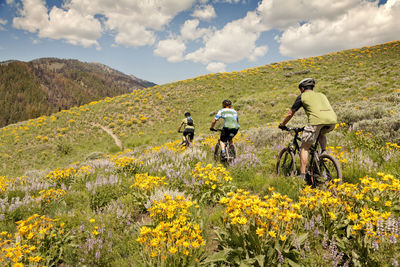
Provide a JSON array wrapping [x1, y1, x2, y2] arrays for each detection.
[[184, 112, 191, 117], [298, 78, 315, 89], [222, 99, 232, 107]]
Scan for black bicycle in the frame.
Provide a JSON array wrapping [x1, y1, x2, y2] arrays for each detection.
[[277, 126, 342, 187], [210, 128, 236, 165]]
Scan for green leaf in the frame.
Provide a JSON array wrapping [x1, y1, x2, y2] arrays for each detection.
[[204, 249, 232, 263], [254, 255, 265, 266]]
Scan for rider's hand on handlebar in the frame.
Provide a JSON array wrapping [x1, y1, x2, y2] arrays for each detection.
[[278, 124, 288, 131]]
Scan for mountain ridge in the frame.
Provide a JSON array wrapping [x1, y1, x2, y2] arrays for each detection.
[[0, 58, 156, 127]]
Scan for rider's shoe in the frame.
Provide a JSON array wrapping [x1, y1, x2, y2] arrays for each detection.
[[299, 173, 306, 181], [221, 150, 226, 158]]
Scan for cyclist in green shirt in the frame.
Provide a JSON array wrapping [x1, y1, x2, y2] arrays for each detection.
[[279, 78, 337, 181], [210, 99, 240, 156], [178, 112, 195, 145]]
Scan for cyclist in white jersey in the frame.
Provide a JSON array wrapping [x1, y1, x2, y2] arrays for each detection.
[[210, 99, 240, 155]]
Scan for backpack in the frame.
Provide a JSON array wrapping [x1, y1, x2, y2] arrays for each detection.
[[187, 117, 194, 126]]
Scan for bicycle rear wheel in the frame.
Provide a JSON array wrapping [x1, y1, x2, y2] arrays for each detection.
[[214, 143, 221, 161], [226, 142, 236, 165], [276, 148, 296, 176], [314, 154, 342, 185]]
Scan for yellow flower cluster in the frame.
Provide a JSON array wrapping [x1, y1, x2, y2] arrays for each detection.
[[113, 157, 143, 173], [0, 176, 26, 193], [35, 188, 67, 203], [301, 173, 399, 239], [0, 214, 62, 265], [201, 132, 252, 148], [383, 142, 400, 151], [45, 165, 94, 183], [355, 129, 371, 138], [148, 195, 197, 223], [220, 189, 302, 240], [191, 162, 232, 190], [326, 146, 348, 163], [148, 140, 187, 153], [137, 195, 204, 259], [335, 122, 347, 129], [130, 173, 167, 192], [0, 176, 11, 192]]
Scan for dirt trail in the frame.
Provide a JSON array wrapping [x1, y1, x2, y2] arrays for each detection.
[[95, 124, 122, 149]]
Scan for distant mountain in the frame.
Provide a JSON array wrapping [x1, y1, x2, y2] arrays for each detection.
[[0, 58, 156, 127]]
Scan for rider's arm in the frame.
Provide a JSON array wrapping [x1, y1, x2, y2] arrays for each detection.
[[280, 109, 296, 127], [210, 118, 218, 129], [280, 95, 301, 127], [178, 121, 184, 132]]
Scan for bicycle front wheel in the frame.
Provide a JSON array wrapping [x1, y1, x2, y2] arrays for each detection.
[[316, 154, 342, 184], [277, 148, 296, 176]]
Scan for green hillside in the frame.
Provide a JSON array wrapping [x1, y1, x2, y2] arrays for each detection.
[[0, 58, 155, 127], [1, 41, 400, 266], [1, 41, 399, 176]]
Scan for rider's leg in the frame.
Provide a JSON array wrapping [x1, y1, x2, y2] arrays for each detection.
[[300, 143, 312, 177], [220, 140, 226, 153], [318, 134, 327, 152]]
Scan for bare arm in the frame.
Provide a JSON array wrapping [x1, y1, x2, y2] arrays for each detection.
[[178, 122, 184, 132], [210, 118, 218, 129], [280, 109, 296, 127]]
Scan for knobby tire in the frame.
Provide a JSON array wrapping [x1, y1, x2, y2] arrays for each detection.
[[311, 154, 341, 186], [276, 148, 296, 176]]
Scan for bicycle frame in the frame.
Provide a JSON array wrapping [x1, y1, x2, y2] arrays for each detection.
[[212, 128, 236, 163], [284, 127, 322, 176]]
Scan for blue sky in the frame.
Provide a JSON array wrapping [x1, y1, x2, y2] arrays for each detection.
[[0, 0, 398, 85]]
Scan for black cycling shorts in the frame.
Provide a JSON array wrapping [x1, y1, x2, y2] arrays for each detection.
[[220, 128, 238, 142], [183, 128, 194, 141]]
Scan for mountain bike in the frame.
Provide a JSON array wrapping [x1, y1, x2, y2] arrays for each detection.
[[276, 126, 341, 187], [210, 128, 236, 165]]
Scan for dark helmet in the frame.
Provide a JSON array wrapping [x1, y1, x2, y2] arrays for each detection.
[[298, 78, 315, 89], [184, 112, 191, 117], [222, 99, 232, 107]]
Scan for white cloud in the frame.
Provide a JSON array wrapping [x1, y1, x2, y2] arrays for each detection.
[[277, 0, 400, 58], [180, 19, 210, 41], [249, 46, 268, 62], [215, 0, 245, 3], [185, 11, 267, 64], [13, 0, 101, 48], [206, 62, 226, 72], [12, 0, 197, 48], [66, 0, 197, 47], [0, 19, 5, 31], [256, 0, 360, 30], [191, 4, 216, 21], [154, 39, 186, 62]]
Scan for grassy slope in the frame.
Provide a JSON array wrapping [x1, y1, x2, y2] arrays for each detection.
[[1, 40, 400, 176]]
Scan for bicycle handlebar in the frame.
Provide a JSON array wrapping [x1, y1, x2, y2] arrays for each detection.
[[210, 128, 222, 132], [281, 126, 304, 133]]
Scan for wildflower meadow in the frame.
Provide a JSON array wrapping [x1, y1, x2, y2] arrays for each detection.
[[1, 41, 400, 266]]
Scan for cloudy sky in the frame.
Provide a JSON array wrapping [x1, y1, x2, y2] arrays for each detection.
[[0, 0, 398, 84]]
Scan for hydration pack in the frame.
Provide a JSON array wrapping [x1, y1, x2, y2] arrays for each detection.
[[187, 117, 194, 126]]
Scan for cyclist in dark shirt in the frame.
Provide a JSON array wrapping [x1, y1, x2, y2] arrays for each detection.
[[279, 78, 337, 180], [178, 112, 195, 146]]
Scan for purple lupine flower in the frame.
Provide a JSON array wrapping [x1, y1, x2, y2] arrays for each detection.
[[95, 249, 101, 259], [322, 233, 329, 249], [278, 251, 284, 264]]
